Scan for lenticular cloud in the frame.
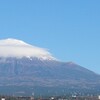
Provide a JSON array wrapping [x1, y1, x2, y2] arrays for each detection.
[[0, 38, 56, 60]]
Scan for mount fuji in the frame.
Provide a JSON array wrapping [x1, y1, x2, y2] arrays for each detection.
[[0, 38, 100, 96]]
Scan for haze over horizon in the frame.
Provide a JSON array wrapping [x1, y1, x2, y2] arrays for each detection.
[[0, 0, 100, 74]]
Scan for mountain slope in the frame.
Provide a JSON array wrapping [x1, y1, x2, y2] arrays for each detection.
[[0, 57, 99, 87]]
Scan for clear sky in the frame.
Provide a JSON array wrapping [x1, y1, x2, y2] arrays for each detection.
[[0, 0, 100, 74]]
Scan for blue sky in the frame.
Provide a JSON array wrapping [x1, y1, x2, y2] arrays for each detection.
[[0, 0, 100, 74]]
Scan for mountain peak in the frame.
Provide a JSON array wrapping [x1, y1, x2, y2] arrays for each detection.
[[0, 38, 56, 60]]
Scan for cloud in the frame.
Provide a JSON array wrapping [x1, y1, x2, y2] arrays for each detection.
[[0, 38, 56, 60]]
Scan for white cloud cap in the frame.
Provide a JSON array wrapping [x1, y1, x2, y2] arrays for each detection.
[[0, 38, 56, 60]]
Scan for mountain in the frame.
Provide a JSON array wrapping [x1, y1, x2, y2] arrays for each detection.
[[0, 38, 100, 96]]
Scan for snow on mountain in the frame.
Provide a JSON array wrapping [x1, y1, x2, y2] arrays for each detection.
[[0, 38, 56, 60]]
